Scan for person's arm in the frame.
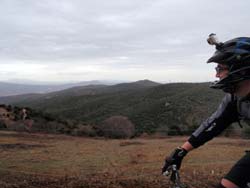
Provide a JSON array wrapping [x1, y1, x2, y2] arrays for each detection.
[[162, 94, 239, 174], [181, 141, 194, 152], [188, 94, 239, 148]]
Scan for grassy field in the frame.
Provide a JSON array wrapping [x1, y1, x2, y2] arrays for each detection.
[[0, 131, 249, 188]]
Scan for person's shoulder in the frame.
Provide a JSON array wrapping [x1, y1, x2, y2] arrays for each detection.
[[221, 93, 235, 104], [223, 93, 233, 100]]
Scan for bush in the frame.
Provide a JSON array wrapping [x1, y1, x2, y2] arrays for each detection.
[[98, 116, 135, 138], [167, 125, 183, 136], [31, 118, 65, 133], [0, 120, 6, 129], [71, 125, 97, 137], [242, 126, 250, 139], [5, 121, 28, 132]]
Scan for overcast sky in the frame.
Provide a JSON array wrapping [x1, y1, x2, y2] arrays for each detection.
[[0, 0, 250, 83]]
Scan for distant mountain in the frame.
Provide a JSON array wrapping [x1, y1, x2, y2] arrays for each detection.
[[0, 80, 161, 104], [107, 79, 161, 91], [5, 79, 122, 85], [0, 80, 117, 97]]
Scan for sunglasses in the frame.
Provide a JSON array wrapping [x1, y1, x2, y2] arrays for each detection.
[[215, 66, 229, 74]]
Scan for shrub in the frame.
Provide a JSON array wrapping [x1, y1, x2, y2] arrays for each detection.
[[71, 125, 96, 137], [242, 125, 250, 139], [5, 121, 28, 132], [31, 118, 65, 133], [98, 116, 135, 138], [0, 120, 6, 129]]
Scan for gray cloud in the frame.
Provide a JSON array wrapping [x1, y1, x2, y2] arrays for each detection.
[[0, 0, 250, 82]]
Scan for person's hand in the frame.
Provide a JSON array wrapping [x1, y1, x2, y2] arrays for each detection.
[[162, 147, 187, 175]]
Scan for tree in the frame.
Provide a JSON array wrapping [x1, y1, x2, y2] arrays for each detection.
[[98, 116, 135, 138]]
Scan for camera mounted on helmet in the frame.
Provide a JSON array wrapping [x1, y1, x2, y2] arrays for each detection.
[[207, 33, 250, 93], [207, 33, 224, 50]]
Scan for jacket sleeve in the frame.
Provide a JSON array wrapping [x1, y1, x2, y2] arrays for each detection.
[[188, 94, 239, 148]]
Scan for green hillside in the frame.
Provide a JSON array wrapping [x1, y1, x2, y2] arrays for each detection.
[[0, 81, 225, 135]]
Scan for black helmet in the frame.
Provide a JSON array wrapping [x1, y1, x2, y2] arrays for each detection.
[[207, 34, 250, 92]]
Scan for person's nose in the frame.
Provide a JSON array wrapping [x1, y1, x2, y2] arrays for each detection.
[[215, 72, 220, 78]]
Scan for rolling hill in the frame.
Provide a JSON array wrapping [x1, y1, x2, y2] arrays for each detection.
[[0, 80, 161, 104], [0, 80, 224, 135], [0, 80, 115, 97]]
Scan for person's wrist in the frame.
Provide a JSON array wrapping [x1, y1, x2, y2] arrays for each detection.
[[176, 147, 188, 157], [181, 141, 194, 152]]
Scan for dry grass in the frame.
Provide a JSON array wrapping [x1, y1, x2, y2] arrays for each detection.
[[0, 131, 249, 188]]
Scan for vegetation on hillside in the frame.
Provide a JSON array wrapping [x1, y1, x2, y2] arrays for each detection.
[[0, 82, 228, 136]]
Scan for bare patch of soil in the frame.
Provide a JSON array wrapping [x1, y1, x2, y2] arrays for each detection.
[[119, 141, 145, 147], [0, 143, 46, 150]]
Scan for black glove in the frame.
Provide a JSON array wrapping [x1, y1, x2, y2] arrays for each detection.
[[162, 147, 187, 174]]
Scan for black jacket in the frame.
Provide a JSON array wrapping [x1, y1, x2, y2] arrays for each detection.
[[188, 94, 250, 148]]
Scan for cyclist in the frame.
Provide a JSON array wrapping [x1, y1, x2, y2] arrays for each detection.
[[162, 34, 250, 188]]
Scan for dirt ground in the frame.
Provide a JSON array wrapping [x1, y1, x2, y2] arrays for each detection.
[[0, 131, 249, 188]]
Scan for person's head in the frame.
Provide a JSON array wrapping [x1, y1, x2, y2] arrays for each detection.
[[207, 34, 250, 96], [214, 63, 229, 80]]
